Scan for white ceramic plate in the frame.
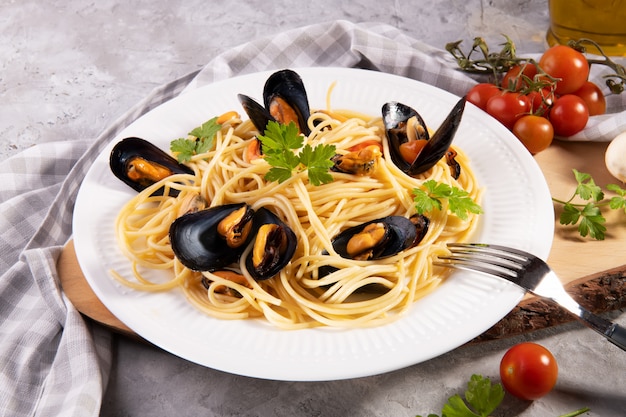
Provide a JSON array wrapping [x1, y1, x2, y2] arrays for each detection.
[[73, 68, 554, 381]]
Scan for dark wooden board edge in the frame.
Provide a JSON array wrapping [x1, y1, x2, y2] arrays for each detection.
[[471, 264, 626, 343]]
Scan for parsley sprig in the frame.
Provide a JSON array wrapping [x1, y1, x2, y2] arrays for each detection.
[[413, 180, 483, 220], [553, 169, 626, 240], [417, 374, 504, 417], [416, 374, 590, 417], [170, 117, 222, 163], [258, 121, 336, 186]]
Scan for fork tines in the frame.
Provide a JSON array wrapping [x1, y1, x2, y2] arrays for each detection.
[[434, 243, 530, 280]]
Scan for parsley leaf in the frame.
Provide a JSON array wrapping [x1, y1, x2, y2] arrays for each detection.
[[258, 121, 336, 185], [170, 117, 221, 163], [578, 203, 607, 240], [170, 138, 198, 162], [416, 374, 504, 417], [607, 183, 626, 212], [299, 143, 336, 186], [413, 180, 482, 220], [259, 121, 303, 153], [553, 170, 626, 240], [573, 169, 604, 201], [464, 374, 505, 416]]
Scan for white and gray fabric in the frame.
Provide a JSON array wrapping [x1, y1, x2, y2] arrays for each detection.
[[2, 20, 625, 417]]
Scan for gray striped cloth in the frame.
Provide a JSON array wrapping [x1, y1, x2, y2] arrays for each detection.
[[1, 20, 624, 417]]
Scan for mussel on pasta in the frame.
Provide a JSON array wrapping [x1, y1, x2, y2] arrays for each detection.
[[169, 203, 297, 281], [238, 69, 311, 135], [109, 137, 193, 196], [383, 97, 466, 179]]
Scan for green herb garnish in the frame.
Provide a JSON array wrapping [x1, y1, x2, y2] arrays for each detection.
[[413, 180, 483, 220], [552, 169, 626, 240], [417, 374, 504, 417], [259, 120, 336, 186], [416, 374, 590, 417], [170, 117, 222, 163]]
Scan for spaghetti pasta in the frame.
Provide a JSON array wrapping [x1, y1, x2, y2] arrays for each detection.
[[113, 101, 482, 330]]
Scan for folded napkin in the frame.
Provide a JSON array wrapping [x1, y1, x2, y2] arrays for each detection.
[[2, 20, 625, 417]]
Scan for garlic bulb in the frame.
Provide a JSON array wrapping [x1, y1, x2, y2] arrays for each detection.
[[605, 132, 626, 183]]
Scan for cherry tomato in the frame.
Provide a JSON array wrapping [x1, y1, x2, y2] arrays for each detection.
[[348, 139, 384, 153], [539, 45, 590, 95], [466, 83, 501, 111], [573, 81, 606, 116], [549, 94, 589, 137], [512, 115, 554, 154], [502, 63, 538, 91], [399, 140, 427, 163], [486, 92, 531, 130], [500, 342, 558, 400], [526, 87, 554, 115]]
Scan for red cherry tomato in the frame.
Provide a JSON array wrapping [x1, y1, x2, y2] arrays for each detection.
[[512, 115, 554, 154], [573, 81, 606, 116], [526, 87, 554, 115], [486, 92, 531, 130], [549, 94, 589, 137], [539, 45, 590, 95], [348, 139, 384, 153], [500, 342, 558, 401], [502, 63, 538, 91], [466, 83, 501, 111]]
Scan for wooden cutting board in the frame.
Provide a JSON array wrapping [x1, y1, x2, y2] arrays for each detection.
[[58, 140, 626, 339]]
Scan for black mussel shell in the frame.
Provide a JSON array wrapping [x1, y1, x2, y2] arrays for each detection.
[[409, 214, 430, 247], [169, 203, 255, 271], [244, 207, 297, 281], [263, 69, 311, 135], [110, 137, 193, 196], [382, 97, 466, 177], [331, 216, 417, 261], [237, 94, 273, 133], [382, 101, 429, 172], [406, 97, 466, 176]]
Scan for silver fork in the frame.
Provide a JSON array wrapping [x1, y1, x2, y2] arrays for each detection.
[[435, 243, 626, 351]]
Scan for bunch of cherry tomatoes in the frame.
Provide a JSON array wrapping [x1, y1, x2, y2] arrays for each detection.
[[466, 45, 606, 154]]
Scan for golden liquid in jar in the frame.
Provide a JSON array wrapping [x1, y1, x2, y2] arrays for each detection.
[[547, 0, 626, 56]]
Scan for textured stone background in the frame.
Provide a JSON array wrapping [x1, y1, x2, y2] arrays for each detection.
[[1, 0, 548, 161]]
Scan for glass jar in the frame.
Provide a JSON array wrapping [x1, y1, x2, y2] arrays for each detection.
[[547, 0, 626, 56]]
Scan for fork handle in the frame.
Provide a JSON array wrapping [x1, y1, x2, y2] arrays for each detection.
[[606, 323, 626, 351], [580, 309, 626, 351]]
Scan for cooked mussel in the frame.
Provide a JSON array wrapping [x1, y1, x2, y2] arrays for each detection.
[[383, 97, 466, 178], [170, 203, 297, 281], [110, 137, 193, 196], [331, 216, 417, 261], [244, 208, 297, 281], [169, 203, 256, 271], [331, 145, 382, 176], [237, 69, 311, 135], [409, 213, 430, 247]]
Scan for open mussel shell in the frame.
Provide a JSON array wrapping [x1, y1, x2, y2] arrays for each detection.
[[244, 208, 297, 281], [238, 69, 311, 135], [331, 216, 418, 261], [382, 97, 466, 176], [110, 137, 193, 196], [263, 69, 311, 135], [237, 94, 273, 134], [169, 203, 255, 271], [383, 102, 429, 172]]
